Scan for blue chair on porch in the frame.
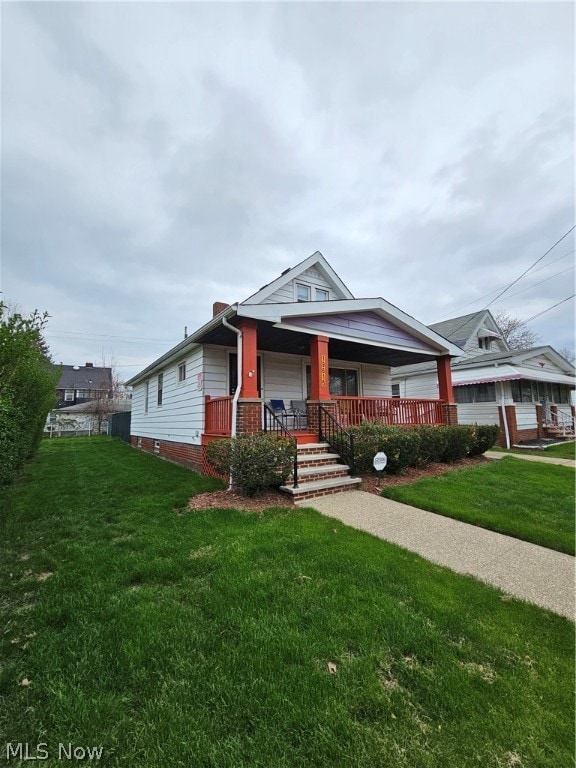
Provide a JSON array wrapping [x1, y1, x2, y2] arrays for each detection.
[[269, 399, 292, 429]]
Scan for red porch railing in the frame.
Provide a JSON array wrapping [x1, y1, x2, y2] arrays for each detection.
[[334, 396, 444, 426], [204, 395, 233, 435]]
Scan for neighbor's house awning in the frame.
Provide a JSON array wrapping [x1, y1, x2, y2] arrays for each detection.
[[453, 365, 576, 388]]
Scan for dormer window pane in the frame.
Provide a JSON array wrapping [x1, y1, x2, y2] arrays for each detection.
[[316, 288, 329, 301], [296, 283, 310, 302]]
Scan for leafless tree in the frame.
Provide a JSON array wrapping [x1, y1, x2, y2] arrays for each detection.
[[82, 355, 125, 434], [557, 347, 576, 364], [494, 311, 540, 350]]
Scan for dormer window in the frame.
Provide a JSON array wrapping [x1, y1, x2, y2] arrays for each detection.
[[296, 283, 310, 302], [315, 288, 329, 301], [478, 337, 492, 350]]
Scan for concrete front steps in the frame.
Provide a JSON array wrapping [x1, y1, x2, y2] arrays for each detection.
[[280, 442, 361, 501]]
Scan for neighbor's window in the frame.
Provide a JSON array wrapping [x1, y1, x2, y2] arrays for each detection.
[[76, 389, 91, 399], [315, 288, 329, 301], [157, 373, 164, 406], [478, 337, 492, 350], [454, 383, 496, 404], [391, 384, 400, 398], [178, 361, 187, 383], [64, 389, 74, 401], [296, 283, 310, 302]]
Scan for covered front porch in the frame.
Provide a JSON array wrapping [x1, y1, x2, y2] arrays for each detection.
[[201, 309, 460, 441]]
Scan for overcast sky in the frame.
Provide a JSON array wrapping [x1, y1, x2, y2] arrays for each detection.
[[2, 1, 574, 382]]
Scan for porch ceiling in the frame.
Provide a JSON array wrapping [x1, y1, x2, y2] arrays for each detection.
[[199, 319, 440, 367]]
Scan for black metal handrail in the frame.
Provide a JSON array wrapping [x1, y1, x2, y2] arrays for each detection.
[[263, 404, 299, 489], [318, 405, 356, 476]]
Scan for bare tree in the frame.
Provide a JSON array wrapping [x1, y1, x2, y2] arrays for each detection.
[[557, 347, 576, 364], [494, 311, 540, 350], [82, 356, 125, 434]]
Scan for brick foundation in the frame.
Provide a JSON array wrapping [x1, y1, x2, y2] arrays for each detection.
[[131, 434, 205, 473], [307, 400, 337, 435], [442, 403, 459, 425], [496, 406, 543, 447]]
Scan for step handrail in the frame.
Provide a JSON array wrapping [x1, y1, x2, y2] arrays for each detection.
[[263, 403, 298, 489], [318, 405, 356, 476]]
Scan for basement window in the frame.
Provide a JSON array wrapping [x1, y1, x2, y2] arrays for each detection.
[[153, 440, 160, 454]]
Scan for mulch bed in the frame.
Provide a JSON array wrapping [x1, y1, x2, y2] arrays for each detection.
[[187, 456, 490, 512]]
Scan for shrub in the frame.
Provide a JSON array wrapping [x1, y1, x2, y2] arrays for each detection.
[[469, 424, 501, 456], [416, 425, 449, 466], [440, 425, 475, 463], [349, 424, 420, 475], [206, 433, 296, 497]]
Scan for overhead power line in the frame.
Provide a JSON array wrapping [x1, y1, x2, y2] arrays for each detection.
[[485, 225, 575, 308], [522, 294, 575, 324]]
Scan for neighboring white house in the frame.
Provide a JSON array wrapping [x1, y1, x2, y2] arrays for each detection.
[[392, 310, 575, 446], [126, 251, 463, 478]]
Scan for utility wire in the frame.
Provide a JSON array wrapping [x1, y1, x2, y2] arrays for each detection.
[[485, 225, 575, 308], [522, 294, 575, 324]]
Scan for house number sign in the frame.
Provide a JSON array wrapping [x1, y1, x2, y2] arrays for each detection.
[[321, 354, 326, 386]]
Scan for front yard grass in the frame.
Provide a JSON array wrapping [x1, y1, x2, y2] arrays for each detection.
[[1, 438, 573, 767], [382, 458, 575, 555]]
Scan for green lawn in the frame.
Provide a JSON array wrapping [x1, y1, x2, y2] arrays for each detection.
[[1, 438, 574, 768], [382, 458, 575, 555], [492, 441, 576, 460]]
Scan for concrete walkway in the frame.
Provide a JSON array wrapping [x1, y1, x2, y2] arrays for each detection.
[[484, 449, 576, 468], [299, 491, 575, 620]]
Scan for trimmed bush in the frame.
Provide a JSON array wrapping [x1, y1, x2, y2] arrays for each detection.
[[347, 422, 498, 475], [469, 424, 500, 455], [206, 433, 296, 497], [440, 425, 475, 463], [349, 424, 420, 474], [416, 425, 449, 466]]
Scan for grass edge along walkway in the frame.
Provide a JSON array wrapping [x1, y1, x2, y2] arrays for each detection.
[[0, 437, 574, 768], [381, 457, 575, 555]]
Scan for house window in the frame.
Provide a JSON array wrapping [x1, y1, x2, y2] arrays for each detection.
[[511, 379, 572, 404], [391, 384, 400, 398], [76, 389, 91, 399], [315, 288, 329, 301], [157, 373, 163, 406], [178, 361, 187, 383], [64, 390, 74, 402], [478, 337, 492, 350], [306, 366, 358, 396], [296, 283, 310, 302], [454, 383, 496, 404], [144, 381, 149, 413]]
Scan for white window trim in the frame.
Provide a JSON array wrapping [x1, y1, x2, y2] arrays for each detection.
[[64, 390, 75, 401], [295, 282, 311, 302], [177, 360, 187, 384]]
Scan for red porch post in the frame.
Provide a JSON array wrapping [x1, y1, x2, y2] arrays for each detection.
[[239, 319, 259, 398], [436, 355, 454, 402], [309, 335, 331, 400]]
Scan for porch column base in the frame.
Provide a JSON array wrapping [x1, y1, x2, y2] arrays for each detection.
[[535, 404, 544, 439], [442, 403, 458, 425], [236, 398, 262, 436], [307, 399, 337, 436], [498, 404, 518, 447]]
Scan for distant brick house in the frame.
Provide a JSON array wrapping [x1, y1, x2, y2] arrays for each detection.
[[54, 363, 112, 409]]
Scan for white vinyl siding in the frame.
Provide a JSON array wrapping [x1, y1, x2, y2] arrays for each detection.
[[515, 404, 538, 430], [397, 372, 440, 399], [262, 353, 305, 401], [131, 347, 204, 445], [264, 266, 336, 304], [360, 363, 391, 397], [456, 403, 500, 426]]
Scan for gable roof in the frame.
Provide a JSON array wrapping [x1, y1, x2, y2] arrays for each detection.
[[241, 251, 354, 304], [430, 309, 507, 350]]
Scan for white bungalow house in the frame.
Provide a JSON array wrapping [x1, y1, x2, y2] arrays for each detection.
[[392, 309, 575, 447], [127, 252, 463, 497]]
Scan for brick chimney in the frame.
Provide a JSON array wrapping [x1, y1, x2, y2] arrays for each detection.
[[213, 302, 229, 317], [85, 362, 94, 368]]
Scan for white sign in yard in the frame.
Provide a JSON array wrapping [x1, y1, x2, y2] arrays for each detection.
[[373, 452, 388, 471]]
